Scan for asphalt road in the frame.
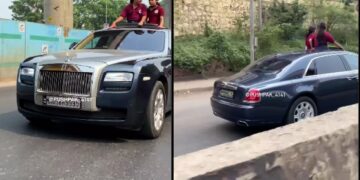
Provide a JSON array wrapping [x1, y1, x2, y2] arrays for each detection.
[[174, 90, 272, 157], [0, 86, 172, 180]]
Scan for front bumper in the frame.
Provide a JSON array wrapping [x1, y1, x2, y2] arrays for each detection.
[[211, 97, 284, 126], [16, 81, 151, 130]]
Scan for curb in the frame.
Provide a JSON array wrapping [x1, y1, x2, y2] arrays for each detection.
[[0, 81, 16, 88], [174, 86, 213, 95]]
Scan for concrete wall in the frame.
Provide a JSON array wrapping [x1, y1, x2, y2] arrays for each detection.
[[174, 104, 358, 180], [0, 19, 90, 81]]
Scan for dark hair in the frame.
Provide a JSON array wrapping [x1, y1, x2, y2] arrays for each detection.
[[306, 25, 316, 39], [317, 22, 327, 41]]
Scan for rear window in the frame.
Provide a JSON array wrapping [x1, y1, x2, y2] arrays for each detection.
[[314, 55, 346, 74], [343, 54, 358, 70], [248, 56, 292, 74]]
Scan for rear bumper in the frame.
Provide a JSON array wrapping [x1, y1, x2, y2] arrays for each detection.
[[211, 97, 284, 126]]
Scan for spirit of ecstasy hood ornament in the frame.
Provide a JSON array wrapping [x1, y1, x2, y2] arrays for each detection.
[[65, 52, 71, 63]]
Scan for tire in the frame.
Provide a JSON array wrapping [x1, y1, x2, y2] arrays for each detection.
[[25, 116, 52, 126], [286, 96, 317, 124], [140, 81, 166, 139]]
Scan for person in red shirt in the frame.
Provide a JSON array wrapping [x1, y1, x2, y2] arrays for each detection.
[[308, 22, 344, 52], [305, 25, 315, 52], [147, 0, 165, 27], [110, 0, 147, 28]]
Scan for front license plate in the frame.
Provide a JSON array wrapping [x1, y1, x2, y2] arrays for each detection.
[[219, 89, 234, 99], [44, 96, 81, 109]]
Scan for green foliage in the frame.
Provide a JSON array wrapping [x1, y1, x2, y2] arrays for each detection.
[[267, 0, 307, 40], [267, 0, 307, 26], [205, 32, 250, 71], [9, 0, 43, 23], [204, 22, 213, 37], [10, 0, 170, 30], [174, 36, 212, 72], [10, 0, 128, 30], [73, 0, 127, 30], [175, 31, 250, 73]]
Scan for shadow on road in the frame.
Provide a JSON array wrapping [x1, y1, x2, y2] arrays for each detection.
[[0, 111, 172, 143], [216, 122, 275, 137]]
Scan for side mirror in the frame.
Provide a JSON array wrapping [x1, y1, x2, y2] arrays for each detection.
[[69, 42, 77, 50]]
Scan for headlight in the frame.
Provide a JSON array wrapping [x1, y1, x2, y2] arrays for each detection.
[[104, 72, 133, 82], [20, 67, 35, 77]]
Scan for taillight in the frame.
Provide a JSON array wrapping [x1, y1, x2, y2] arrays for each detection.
[[243, 89, 261, 103]]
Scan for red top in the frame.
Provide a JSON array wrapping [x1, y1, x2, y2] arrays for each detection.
[[308, 32, 335, 47], [305, 35, 312, 50], [147, 5, 165, 25], [120, 3, 148, 22]]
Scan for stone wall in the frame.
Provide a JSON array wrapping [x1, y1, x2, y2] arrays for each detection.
[[174, 0, 250, 36], [174, 0, 346, 37], [174, 104, 359, 180]]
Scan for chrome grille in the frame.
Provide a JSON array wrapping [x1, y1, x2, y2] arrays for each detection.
[[39, 71, 92, 95]]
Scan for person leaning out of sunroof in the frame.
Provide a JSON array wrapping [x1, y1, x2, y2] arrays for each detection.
[[308, 22, 344, 52], [147, 0, 165, 28], [110, 0, 147, 28]]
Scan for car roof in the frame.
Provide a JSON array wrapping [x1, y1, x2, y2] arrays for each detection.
[[94, 23, 169, 33], [268, 49, 356, 62]]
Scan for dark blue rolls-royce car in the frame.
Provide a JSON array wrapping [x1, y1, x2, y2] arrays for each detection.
[[17, 25, 172, 138], [211, 50, 358, 127]]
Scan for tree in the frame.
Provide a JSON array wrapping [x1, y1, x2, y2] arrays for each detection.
[[73, 0, 127, 30], [9, 0, 128, 30], [9, 0, 171, 30], [267, 0, 307, 26], [266, 0, 307, 40], [9, 0, 44, 23]]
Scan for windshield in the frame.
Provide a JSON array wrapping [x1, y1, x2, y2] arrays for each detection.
[[75, 30, 165, 52]]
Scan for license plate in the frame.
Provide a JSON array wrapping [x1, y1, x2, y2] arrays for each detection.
[[219, 89, 234, 99], [44, 96, 81, 109]]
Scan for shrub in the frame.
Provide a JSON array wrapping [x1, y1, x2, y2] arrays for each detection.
[[174, 31, 250, 74], [174, 36, 212, 73], [205, 32, 250, 71]]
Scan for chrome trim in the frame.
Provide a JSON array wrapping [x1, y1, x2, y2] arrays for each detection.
[[302, 52, 353, 78], [218, 81, 238, 90], [211, 97, 253, 109], [258, 70, 358, 91], [34, 63, 107, 112], [38, 71, 92, 95], [236, 120, 249, 127]]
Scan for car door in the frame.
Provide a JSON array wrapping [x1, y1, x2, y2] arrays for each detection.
[[311, 54, 353, 113], [340, 53, 359, 105]]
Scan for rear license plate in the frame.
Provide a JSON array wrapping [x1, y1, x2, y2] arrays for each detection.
[[219, 89, 234, 99], [44, 96, 81, 109]]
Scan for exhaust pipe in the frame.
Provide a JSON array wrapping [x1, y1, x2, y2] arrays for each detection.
[[236, 120, 249, 127]]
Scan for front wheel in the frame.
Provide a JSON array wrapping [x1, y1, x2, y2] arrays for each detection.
[[140, 81, 166, 139], [286, 97, 317, 124]]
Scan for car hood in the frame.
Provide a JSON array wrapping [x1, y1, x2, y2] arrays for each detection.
[[23, 49, 163, 66]]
